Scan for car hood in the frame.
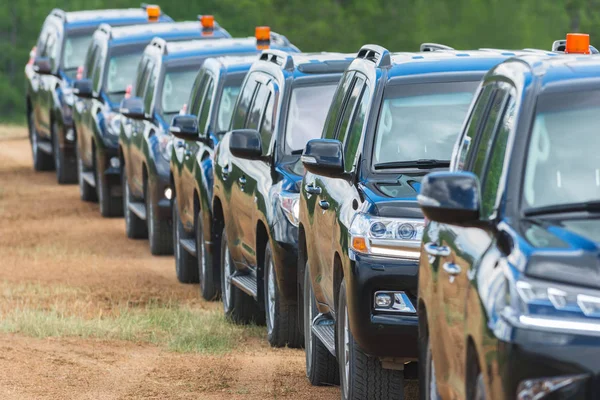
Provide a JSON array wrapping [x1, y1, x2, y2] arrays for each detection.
[[360, 174, 423, 218], [518, 216, 600, 289]]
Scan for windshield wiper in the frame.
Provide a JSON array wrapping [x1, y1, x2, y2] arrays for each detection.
[[373, 159, 450, 170], [524, 201, 600, 217]]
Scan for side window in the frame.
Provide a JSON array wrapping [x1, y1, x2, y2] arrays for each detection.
[[143, 63, 158, 114], [246, 83, 269, 130], [36, 24, 51, 55], [323, 71, 355, 139], [84, 44, 99, 79], [91, 44, 107, 92], [259, 90, 275, 156], [197, 78, 215, 133], [337, 76, 365, 143], [43, 29, 59, 70], [189, 72, 207, 115], [480, 96, 516, 219], [231, 76, 258, 129], [454, 84, 495, 171], [470, 89, 508, 176], [134, 57, 150, 97], [135, 59, 153, 98], [342, 85, 370, 171]]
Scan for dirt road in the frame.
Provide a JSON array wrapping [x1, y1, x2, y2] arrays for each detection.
[[0, 127, 417, 399]]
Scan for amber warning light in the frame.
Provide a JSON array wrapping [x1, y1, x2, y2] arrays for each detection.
[[256, 26, 271, 50], [566, 33, 590, 54], [146, 5, 161, 22]]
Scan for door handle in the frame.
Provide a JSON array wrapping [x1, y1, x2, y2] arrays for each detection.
[[222, 165, 230, 180], [176, 141, 186, 149], [305, 183, 322, 195], [443, 262, 462, 282], [184, 149, 192, 159], [318, 200, 330, 210], [424, 242, 451, 257]]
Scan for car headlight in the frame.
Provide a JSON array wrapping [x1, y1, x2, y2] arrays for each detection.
[[279, 192, 299, 227], [159, 134, 173, 161], [504, 276, 600, 334], [349, 213, 424, 259], [105, 112, 122, 136]]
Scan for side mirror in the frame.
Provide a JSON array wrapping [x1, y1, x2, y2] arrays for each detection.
[[301, 139, 344, 178], [33, 57, 52, 75], [73, 79, 94, 99], [229, 129, 263, 160], [120, 96, 145, 120], [418, 171, 481, 225], [170, 114, 199, 140]]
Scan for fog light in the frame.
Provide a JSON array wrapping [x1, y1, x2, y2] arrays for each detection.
[[375, 293, 393, 308], [517, 375, 587, 400], [109, 157, 120, 169], [65, 129, 75, 142], [164, 188, 172, 200], [373, 291, 416, 313]]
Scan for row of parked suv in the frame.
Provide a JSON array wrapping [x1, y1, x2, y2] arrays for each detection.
[[25, 5, 600, 399]]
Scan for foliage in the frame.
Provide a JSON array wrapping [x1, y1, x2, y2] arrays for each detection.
[[0, 0, 596, 122]]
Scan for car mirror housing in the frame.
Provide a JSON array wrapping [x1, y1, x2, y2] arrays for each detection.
[[229, 129, 263, 160], [33, 57, 52, 75], [119, 97, 145, 120], [73, 79, 95, 99], [301, 139, 345, 178], [418, 171, 481, 225], [170, 114, 199, 140]]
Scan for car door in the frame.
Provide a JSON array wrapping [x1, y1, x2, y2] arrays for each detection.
[[304, 71, 354, 306], [37, 24, 60, 139], [314, 75, 365, 308], [89, 41, 108, 164], [80, 43, 104, 168], [234, 76, 273, 268], [31, 23, 51, 134]]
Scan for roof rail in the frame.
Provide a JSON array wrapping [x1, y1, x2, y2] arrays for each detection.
[[149, 37, 168, 55], [356, 45, 391, 68], [97, 23, 112, 38], [50, 8, 66, 20], [420, 43, 454, 52], [258, 49, 294, 71]]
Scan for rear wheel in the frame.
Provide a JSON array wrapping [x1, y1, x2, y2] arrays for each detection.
[[338, 279, 404, 400], [77, 144, 96, 202], [197, 212, 218, 300], [123, 172, 147, 239], [53, 122, 76, 184], [146, 180, 172, 255], [172, 196, 198, 283], [264, 242, 301, 348], [304, 264, 339, 386], [95, 150, 122, 217], [30, 113, 53, 171]]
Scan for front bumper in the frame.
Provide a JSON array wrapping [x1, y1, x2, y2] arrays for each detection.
[[346, 252, 419, 359], [495, 324, 600, 400]]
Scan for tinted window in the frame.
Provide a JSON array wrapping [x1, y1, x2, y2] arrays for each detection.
[[323, 71, 355, 139], [159, 66, 198, 119], [337, 77, 365, 144], [63, 33, 93, 73], [285, 84, 337, 153], [83, 44, 99, 79], [247, 84, 269, 130], [216, 85, 242, 132], [91, 45, 107, 92], [342, 85, 370, 171], [471, 90, 508, 176], [135, 58, 153, 98], [523, 90, 600, 209], [44, 29, 60, 71], [454, 84, 495, 171], [232, 77, 258, 129], [143, 64, 158, 114], [260, 91, 275, 156], [189, 73, 207, 115], [372, 81, 479, 167], [198, 78, 215, 133]]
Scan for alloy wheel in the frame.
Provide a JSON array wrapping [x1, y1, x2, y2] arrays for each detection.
[[342, 304, 350, 397], [266, 259, 276, 335], [222, 247, 232, 311]]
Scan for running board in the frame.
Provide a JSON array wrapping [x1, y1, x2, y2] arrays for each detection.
[[80, 171, 96, 188], [37, 141, 53, 155], [180, 238, 197, 257], [128, 202, 147, 221], [312, 315, 336, 356], [231, 273, 258, 299]]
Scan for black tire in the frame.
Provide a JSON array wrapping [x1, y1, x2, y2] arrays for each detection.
[[146, 180, 172, 255], [123, 172, 147, 239], [338, 279, 405, 400], [220, 226, 263, 324], [264, 242, 302, 348], [304, 264, 339, 386], [95, 150, 123, 217], [197, 211, 219, 300], [419, 319, 440, 400], [30, 113, 54, 171], [52, 123, 76, 184], [76, 144, 97, 202], [172, 197, 198, 283]]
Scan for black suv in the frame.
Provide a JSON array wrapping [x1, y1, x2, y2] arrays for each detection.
[[168, 55, 256, 298], [25, 6, 171, 183], [297, 45, 538, 399], [121, 33, 298, 255], [73, 20, 229, 218], [212, 51, 353, 347], [417, 52, 600, 399]]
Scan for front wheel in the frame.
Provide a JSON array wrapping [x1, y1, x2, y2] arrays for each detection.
[[419, 320, 440, 400], [77, 144, 96, 202], [172, 196, 198, 283], [337, 279, 405, 400], [123, 172, 147, 239], [95, 150, 122, 217], [30, 113, 53, 171], [53, 123, 76, 184], [146, 180, 172, 255], [197, 212, 219, 300]]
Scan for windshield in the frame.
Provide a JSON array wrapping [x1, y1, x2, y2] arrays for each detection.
[[105, 51, 144, 103], [285, 84, 337, 153], [523, 90, 600, 209], [372, 81, 479, 166], [62, 33, 93, 76], [216, 85, 242, 132], [160, 67, 198, 120]]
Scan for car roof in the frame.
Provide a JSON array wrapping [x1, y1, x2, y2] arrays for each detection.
[[252, 51, 355, 78], [102, 20, 229, 44], [52, 8, 173, 30], [203, 55, 259, 75]]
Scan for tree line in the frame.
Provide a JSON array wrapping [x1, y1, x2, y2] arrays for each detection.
[[0, 0, 597, 123]]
